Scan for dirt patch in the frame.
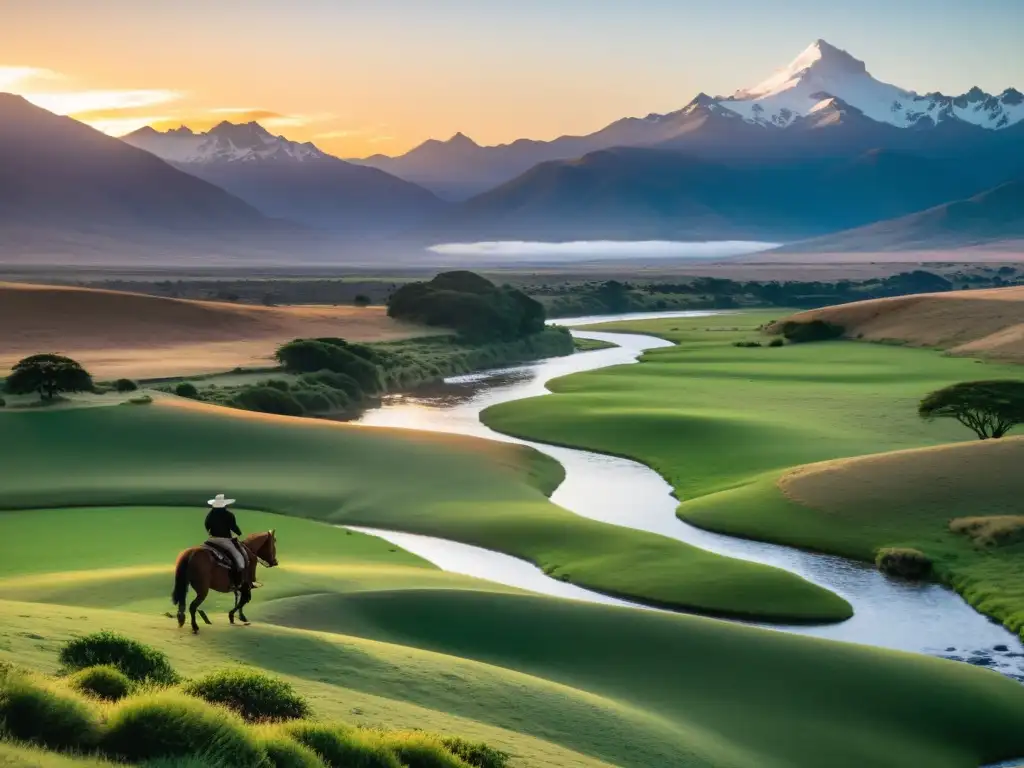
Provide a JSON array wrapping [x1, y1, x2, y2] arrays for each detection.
[[0, 283, 434, 378]]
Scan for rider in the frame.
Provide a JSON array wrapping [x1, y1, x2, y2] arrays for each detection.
[[205, 494, 247, 589]]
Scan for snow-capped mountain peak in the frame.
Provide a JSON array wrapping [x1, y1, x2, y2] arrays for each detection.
[[718, 39, 1023, 131], [122, 121, 327, 164]]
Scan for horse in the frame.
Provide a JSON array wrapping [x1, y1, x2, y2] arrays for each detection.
[[171, 530, 278, 634]]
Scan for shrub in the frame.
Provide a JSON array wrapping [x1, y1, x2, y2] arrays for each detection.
[[260, 734, 326, 768], [383, 732, 472, 768], [114, 378, 139, 393], [875, 547, 932, 579], [950, 515, 1024, 548], [230, 386, 305, 417], [126, 394, 153, 405], [732, 341, 762, 348], [353, 294, 371, 307], [300, 370, 364, 400], [276, 341, 383, 393], [779, 319, 845, 344], [102, 691, 266, 767], [58, 631, 178, 684], [261, 379, 292, 393], [285, 722, 402, 768], [768, 338, 785, 348], [0, 674, 102, 752], [440, 737, 510, 768], [292, 387, 340, 414], [387, 271, 545, 342], [174, 382, 200, 399], [183, 668, 310, 723], [0, 396, 5, 407], [69, 664, 132, 701]]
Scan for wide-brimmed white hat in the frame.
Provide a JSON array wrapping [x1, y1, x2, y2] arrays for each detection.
[[207, 493, 236, 508]]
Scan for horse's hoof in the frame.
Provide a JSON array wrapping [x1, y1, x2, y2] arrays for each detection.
[[192, 628, 199, 635]]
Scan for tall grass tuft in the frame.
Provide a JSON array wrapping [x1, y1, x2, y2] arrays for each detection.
[[59, 631, 179, 684], [285, 721, 401, 768], [69, 664, 133, 701], [102, 691, 266, 767], [875, 547, 932, 579], [0, 673, 103, 752], [259, 733, 327, 768], [380, 731, 473, 767], [441, 736, 511, 768], [183, 668, 311, 722]]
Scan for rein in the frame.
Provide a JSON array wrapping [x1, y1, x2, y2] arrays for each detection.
[[243, 532, 275, 568]]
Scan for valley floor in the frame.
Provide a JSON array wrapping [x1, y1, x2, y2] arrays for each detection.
[[3, 323, 1024, 766]]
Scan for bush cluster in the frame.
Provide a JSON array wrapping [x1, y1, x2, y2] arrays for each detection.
[[388, 271, 546, 342], [183, 668, 310, 722], [0, 632, 509, 768], [275, 338, 383, 393], [732, 340, 762, 348], [174, 382, 200, 399], [875, 547, 932, 579], [114, 378, 139, 393], [59, 630, 179, 685], [103, 691, 267, 767], [0, 675, 102, 752], [779, 319, 845, 344], [69, 664, 132, 701]]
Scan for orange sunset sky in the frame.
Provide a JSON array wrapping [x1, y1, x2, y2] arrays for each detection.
[[3, 1, 1022, 159]]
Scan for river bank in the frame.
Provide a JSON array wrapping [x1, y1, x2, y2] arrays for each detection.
[[354, 310, 1024, 679]]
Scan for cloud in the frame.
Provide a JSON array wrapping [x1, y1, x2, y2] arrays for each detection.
[[20, 88, 181, 115], [427, 240, 780, 261], [0, 65, 62, 91]]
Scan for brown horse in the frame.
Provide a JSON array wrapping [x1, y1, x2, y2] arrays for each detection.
[[171, 530, 278, 634]]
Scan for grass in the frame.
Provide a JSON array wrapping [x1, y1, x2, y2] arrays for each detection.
[[3, 314, 1024, 766], [4, 591, 1024, 768], [481, 310, 1024, 638], [0, 399, 847, 622]]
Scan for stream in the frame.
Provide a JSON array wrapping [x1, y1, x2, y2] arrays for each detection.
[[350, 310, 1024, 681]]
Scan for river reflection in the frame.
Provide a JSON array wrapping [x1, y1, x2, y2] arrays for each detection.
[[353, 311, 1024, 679]]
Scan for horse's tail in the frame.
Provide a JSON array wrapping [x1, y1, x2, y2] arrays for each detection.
[[172, 550, 191, 607]]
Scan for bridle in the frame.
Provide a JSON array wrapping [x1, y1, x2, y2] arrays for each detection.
[[245, 531, 278, 568]]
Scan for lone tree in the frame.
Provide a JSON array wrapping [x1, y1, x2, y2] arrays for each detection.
[[918, 380, 1024, 440], [5, 354, 93, 400]]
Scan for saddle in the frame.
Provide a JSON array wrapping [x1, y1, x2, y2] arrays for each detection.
[[202, 540, 251, 588]]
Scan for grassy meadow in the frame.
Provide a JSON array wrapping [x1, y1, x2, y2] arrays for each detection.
[[4, 328, 1024, 766], [482, 310, 1024, 638], [0, 399, 844, 621]]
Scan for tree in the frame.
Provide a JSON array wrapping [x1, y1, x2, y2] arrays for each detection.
[[5, 354, 93, 400], [353, 294, 371, 307], [918, 380, 1024, 440]]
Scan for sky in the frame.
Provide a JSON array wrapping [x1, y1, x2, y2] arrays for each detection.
[[2, 0, 1023, 158]]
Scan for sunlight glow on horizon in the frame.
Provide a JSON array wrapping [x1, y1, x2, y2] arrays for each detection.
[[3, 0, 1023, 158]]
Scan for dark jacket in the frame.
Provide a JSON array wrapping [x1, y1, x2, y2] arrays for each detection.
[[205, 507, 242, 538]]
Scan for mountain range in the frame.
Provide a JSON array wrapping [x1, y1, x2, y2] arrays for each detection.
[[0, 38, 1021, 265], [354, 40, 1024, 199], [122, 122, 445, 235]]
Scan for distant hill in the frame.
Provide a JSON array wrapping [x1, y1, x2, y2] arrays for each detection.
[[123, 122, 447, 235], [775, 181, 1024, 252], [0, 94, 307, 263], [0, 282, 431, 378], [771, 285, 1024, 362], [422, 146, 984, 242]]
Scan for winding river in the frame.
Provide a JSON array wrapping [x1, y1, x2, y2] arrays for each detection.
[[351, 311, 1024, 681]]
